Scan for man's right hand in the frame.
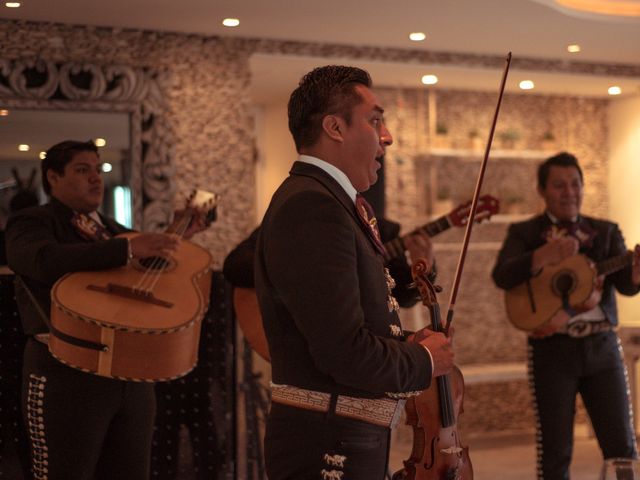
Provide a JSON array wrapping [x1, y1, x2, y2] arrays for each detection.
[[529, 308, 571, 339], [412, 327, 454, 378], [129, 233, 180, 259], [531, 236, 579, 272]]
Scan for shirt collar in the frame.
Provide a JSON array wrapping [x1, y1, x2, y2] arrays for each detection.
[[546, 211, 578, 224], [298, 154, 358, 204]]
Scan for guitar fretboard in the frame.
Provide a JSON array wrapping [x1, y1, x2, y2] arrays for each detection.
[[596, 252, 633, 277], [383, 215, 451, 261]]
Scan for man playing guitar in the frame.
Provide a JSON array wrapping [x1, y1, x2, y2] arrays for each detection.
[[492, 151, 640, 480]]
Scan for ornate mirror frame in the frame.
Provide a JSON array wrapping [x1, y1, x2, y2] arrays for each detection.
[[0, 58, 174, 231]]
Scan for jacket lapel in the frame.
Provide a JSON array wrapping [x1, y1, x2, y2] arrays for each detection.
[[289, 161, 382, 254]]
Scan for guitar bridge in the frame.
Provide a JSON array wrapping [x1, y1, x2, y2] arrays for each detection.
[[87, 283, 173, 308]]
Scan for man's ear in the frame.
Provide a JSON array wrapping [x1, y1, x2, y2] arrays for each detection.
[[322, 115, 344, 143], [47, 169, 60, 190]]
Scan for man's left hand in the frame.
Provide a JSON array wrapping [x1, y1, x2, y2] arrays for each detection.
[[632, 244, 640, 286], [172, 207, 211, 240], [404, 230, 434, 270]]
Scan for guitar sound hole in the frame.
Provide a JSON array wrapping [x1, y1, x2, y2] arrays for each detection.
[[552, 270, 577, 296], [139, 256, 170, 270]]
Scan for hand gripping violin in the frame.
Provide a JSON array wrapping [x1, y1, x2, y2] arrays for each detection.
[[392, 258, 472, 480]]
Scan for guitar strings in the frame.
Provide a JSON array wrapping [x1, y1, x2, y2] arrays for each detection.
[[134, 212, 192, 292], [133, 209, 194, 294]]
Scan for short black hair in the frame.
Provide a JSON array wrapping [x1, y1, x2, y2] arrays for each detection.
[[538, 152, 584, 190], [41, 140, 98, 194], [288, 65, 372, 151]]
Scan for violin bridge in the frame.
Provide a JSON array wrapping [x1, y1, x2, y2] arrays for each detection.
[[440, 446, 463, 455]]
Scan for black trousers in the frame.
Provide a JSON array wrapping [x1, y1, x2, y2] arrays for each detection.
[[265, 401, 391, 480], [22, 338, 156, 480], [528, 331, 637, 480]]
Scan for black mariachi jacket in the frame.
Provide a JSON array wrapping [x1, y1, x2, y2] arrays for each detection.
[[255, 161, 432, 399], [5, 197, 130, 335], [492, 213, 639, 326]]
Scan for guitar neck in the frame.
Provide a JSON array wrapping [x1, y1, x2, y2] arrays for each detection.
[[597, 252, 633, 277], [165, 209, 198, 237], [383, 215, 451, 261]]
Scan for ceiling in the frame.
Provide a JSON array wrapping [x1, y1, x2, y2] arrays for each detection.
[[0, 0, 640, 164], [1, 0, 640, 101]]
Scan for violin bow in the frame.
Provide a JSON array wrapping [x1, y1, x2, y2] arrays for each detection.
[[444, 52, 512, 335]]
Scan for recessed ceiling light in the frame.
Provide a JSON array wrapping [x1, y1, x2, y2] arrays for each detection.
[[567, 44, 581, 53], [519, 80, 535, 90], [95, 138, 106, 147], [18, 144, 29, 152], [0, 109, 8, 116], [409, 32, 426, 42], [608, 86, 622, 95], [421, 74, 438, 85], [222, 18, 240, 27], [102, 162, 113, 173], [5, 2, 21, 8], [39, 151, 46, 160]]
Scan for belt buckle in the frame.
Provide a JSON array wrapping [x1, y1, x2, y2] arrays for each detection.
[[567, 321, 592, 338]]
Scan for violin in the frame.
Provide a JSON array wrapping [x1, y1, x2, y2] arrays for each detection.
[[392, 258, 473, 480], [394, 52, 513, 480]]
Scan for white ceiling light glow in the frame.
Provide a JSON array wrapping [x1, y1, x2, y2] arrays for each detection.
[[95, 138, 106, 147], [409, 32, 426, 41], [18, 144, 29, 152], [421, 74, 438, 85], [222, 18, 240, 27], [4, 2, 21, 8], [567, 44, 581, 52], [519, 80, 535, 90], [608, 86, 622, 95]]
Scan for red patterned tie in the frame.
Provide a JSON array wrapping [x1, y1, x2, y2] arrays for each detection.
[[355, 194, 387, 256], [71, 212, 112, 242]]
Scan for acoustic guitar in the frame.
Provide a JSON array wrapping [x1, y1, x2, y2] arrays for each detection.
[[505, 251, 633, 331], [236, 195, 500, 361], [49, 190, 218, 382]]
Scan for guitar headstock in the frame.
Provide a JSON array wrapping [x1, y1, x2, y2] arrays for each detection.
[[185, 189, 220, 225], [186, 189, 219, 209], [448, 194, 500, 227]]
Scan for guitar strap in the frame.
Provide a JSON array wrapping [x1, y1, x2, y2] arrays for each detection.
[[15, 276, 108, 352]]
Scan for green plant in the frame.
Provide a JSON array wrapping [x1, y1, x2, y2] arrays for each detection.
[[504, 192, 524, 204], [542, 130, 555, 141], [436, 122, 448, 135], [498, 128, 521, 142], [436, 186, 451, 200]]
